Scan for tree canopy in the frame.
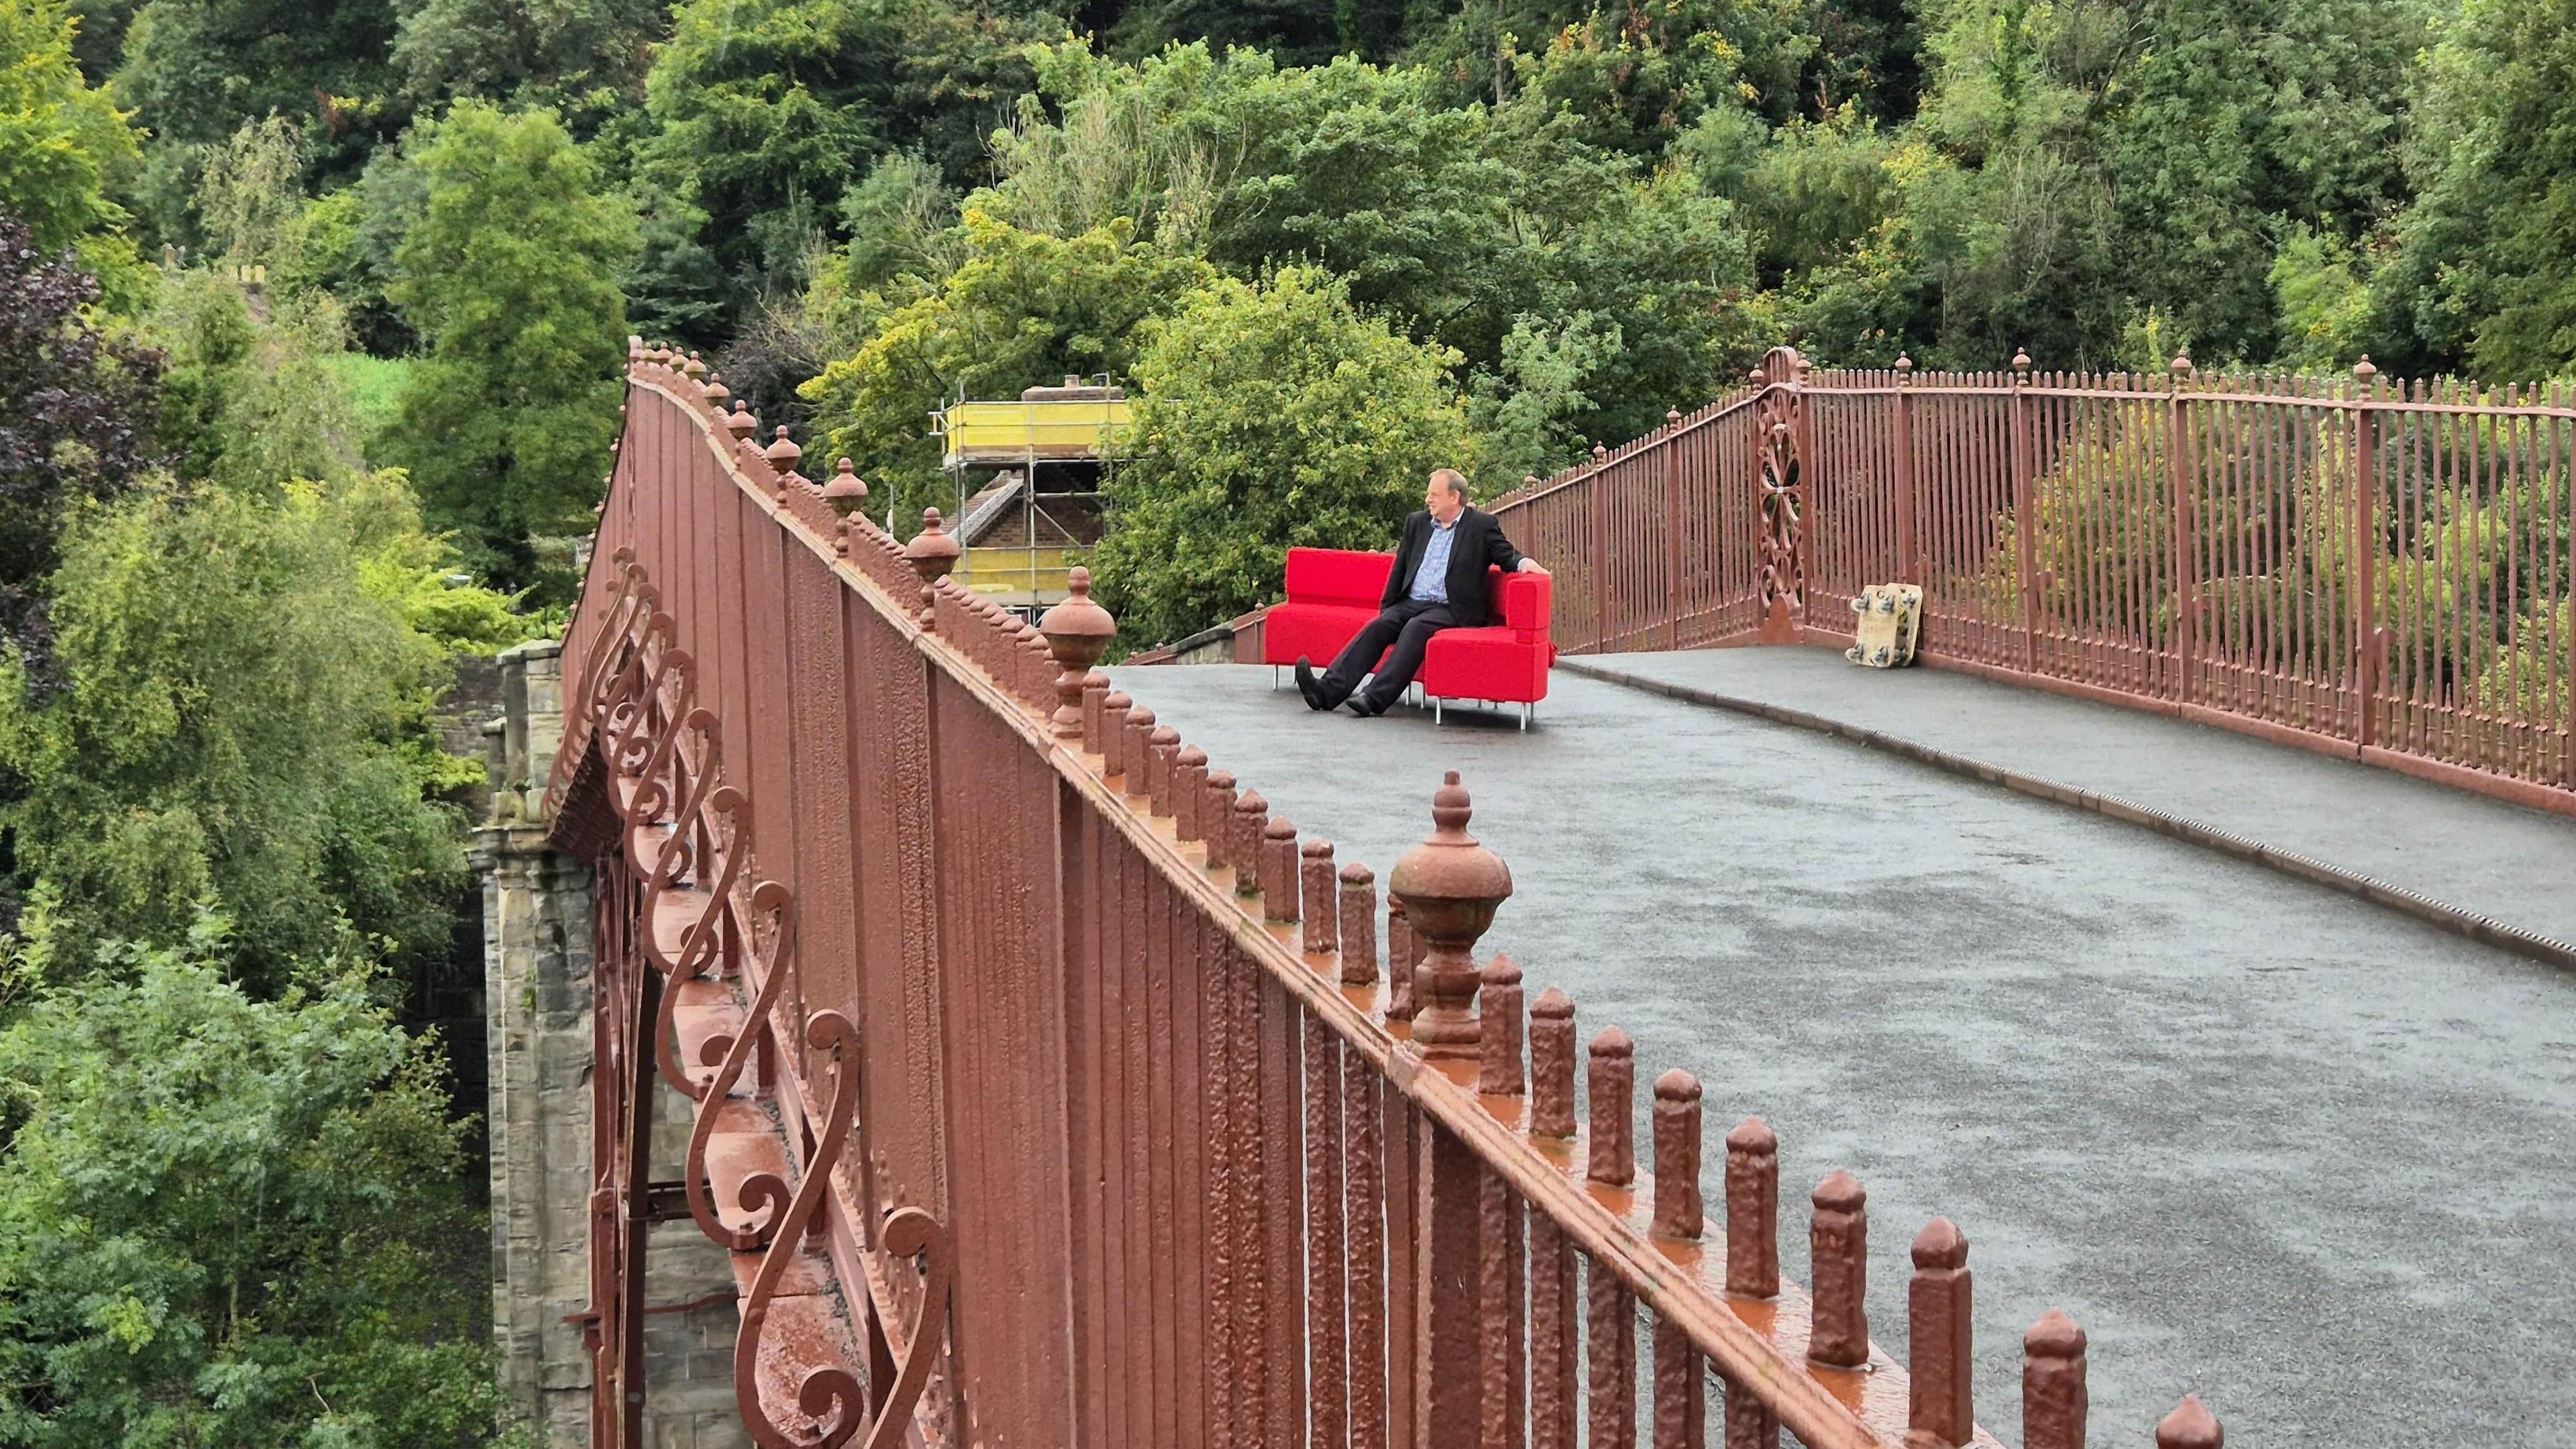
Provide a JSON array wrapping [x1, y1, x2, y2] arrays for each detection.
[[380, 100, 636, 598], [0, 0, 142, 285], [1090, 266, 1474, 645], [0, 924, 504, 1446]]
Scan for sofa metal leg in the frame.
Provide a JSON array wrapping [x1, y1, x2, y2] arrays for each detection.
[[1520, 702, 1530, 731], [1273, 665, 1280, 690], [1434, 697, 1443, 725]]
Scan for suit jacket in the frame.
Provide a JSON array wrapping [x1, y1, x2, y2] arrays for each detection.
[[1379, 507, 1525, 628]]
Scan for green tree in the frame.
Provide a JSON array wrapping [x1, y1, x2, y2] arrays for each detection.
[[802, 199, 1211, 526], [989, 44, 1754, 474], [1090, 266, 1474, 647], [639, 0, 1059, 302], [390, 0, 663, 117], [60, 0, 135, 80], [1736, 0, 2418, 371], [0, 0, 144, 286], [0, 920, 512, 1446], [810, 150, 963, 334], [2269, 225, 2371, 374], [192, 112, 307, 268], [0, 213, 162, 678], [109, 0, 403, 241], [2373, 0, 2576, 379], [0, 466, 498, 982], [380, 100, 636, 596], [1111, 0, 1345, 68]]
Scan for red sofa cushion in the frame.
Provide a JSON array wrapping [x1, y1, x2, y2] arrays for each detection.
[[1263, 600, 1381, 667], [1422, 628, 1550, 703], [1419, 568, 1552, 704], [1283, 547, 1394, 610], [1493, 569, 1551, 635]]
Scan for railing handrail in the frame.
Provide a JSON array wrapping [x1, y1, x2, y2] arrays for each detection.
[[1490, 382, 1770, 517]]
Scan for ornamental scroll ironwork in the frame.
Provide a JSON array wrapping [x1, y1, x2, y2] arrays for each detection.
[[734, 1013, 957, 1449], [685, 877, 796, 1250], [564, 553, 957, 1449], [1754, 345, 1809, 639]]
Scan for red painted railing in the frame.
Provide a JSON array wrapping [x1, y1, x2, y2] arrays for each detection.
[[1493, 350, 2576, 814], [549, 342, 2244, 1448]]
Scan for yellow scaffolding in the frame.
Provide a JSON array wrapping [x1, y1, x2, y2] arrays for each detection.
[[932, 380, 1130, 619]]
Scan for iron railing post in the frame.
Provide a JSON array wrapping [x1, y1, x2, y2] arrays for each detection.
[[2168, 355, 2198, 704], [2351, 358, 2381, 749], [1792, 354, 1817, 639], [620, 961, 661, 1449], [1589, 443, 1609, 652], [1894, 356, 1920, 587], [2012, 350, 2038, 672], [1664, 409, 1684, 648]]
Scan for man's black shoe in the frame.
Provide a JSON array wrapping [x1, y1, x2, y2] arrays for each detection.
[[1344, 695, 1381, 718], [1294, 657, 1328, 710]]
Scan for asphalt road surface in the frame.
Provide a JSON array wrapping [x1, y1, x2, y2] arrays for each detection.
[[1107, 661, 2576, 1449]]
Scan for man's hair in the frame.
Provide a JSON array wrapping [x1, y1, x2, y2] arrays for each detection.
[[1430, 468, 1469, 498]]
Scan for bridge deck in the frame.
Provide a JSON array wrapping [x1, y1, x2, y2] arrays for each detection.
[[1106, 655, 2576, 1449], [1573, 646, 2576, 951]]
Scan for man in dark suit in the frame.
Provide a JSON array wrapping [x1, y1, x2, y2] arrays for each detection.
[[1295, 468, 1545, 716]]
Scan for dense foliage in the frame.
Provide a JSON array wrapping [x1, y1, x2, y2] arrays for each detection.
[[0, 0, 142, 290], [0, 922, 505, 1447], [3, 3, 540, 1438], [1091, 266, 1474, 645], [13, 0, 2576, 651], [378, 101, 636, 597], [0, 215, 161, 678]]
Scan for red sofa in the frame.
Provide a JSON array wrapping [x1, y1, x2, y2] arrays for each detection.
[[1263, 547, 1555, 727]]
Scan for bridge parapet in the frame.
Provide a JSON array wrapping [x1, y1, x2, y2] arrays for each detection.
[[1489, 351, 2575, 816], [529, 337, 2267, 1449]]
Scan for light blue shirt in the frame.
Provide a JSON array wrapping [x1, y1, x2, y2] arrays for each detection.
[[1408, 517, 1458, 603]]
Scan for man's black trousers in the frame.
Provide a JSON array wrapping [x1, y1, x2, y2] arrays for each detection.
[[1316, 599, 1455, 711]]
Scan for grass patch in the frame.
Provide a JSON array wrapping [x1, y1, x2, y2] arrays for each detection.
[[324, 352, 415, 443]]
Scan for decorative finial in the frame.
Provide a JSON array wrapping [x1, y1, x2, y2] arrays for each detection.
[[1592, 443, 1608, 464], [2155, 1395, 2222, 1449], [2170, 352, 2194, 379], [2023, 1308, 2088, 1449], [702, 370, 730, 407], [2012, 347, 2031, 372], [1038, 567, 1117, 743], [2353, 355, 2377, 381], [764, 424, 802, 478], [1389, 771, 1513, 1062], [903, 508, 961, 631], [1666, 407, 1683, 428], [725, 400, 757, 441], [1894, 353, 1914, 375], [820, 458, 869, 517], [1911, 1216, 1968, 1269], [2025, 1307, 2085, 1358], [684, 350, 708, 380]]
